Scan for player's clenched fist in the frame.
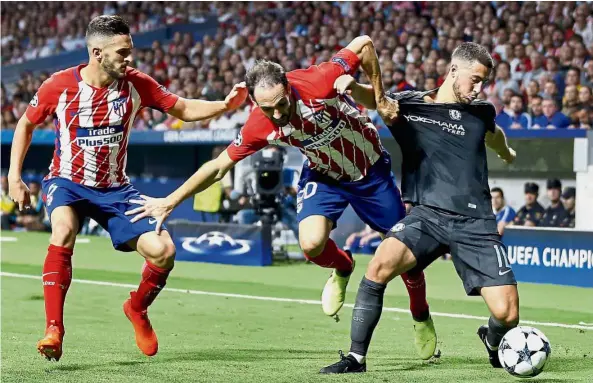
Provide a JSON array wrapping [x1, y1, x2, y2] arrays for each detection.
[[224, 82, 248, 111], [376, 96, 399, 125], [8, 177, 31, 211], [499, 147, 516, 164], [333, 75, 356, 95]]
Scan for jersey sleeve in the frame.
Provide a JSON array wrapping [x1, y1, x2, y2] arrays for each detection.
[[386, 90, 420, 102], [128, 69, 179, 112], [25, 78, 57, 125], [502, 207, 516, 223], [290, 48, 361, 99], [226, 111, 271, 162], [484, 102, 497, 132]]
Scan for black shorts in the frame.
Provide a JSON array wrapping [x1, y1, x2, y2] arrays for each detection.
[[386, 205, 517, 296]]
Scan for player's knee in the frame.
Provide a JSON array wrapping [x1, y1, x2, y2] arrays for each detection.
[[146, 239, 176, 269], [50, 220, 77, 248], [490, 299, 519, 326], [299, 236, 327, 258], [366, 256, 394, 284], [366, 239, 415, 284]]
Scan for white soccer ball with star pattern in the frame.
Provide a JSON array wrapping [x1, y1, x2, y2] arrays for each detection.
[[498, 326, 551, 378]]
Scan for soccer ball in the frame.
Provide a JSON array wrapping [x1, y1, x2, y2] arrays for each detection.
[[498, 326, 551, 378]]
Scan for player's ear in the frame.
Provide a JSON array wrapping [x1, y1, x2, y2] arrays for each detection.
[[450, 64, 458, 78], [92, 47, 102, 62]]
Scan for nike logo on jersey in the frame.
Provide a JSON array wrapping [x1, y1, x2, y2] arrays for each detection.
[[499, 269, 512, 276], [148, 218, 157, 224]]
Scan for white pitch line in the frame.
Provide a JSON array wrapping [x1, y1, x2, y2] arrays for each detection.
[[1, 271, 591, 331]]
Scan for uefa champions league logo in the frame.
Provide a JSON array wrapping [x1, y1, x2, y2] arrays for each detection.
[[181, 231, 252, 256]]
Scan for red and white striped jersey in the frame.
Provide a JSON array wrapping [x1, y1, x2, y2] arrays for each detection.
[[226, 49, 384, 182], [25, 65, 179, 188]]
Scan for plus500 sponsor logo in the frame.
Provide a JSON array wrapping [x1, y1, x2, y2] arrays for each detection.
[[75, 126, 124, 147]]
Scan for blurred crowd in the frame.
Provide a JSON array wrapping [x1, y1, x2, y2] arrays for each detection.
[[492, 180, 577, 232], [2, 1, 592, 131]]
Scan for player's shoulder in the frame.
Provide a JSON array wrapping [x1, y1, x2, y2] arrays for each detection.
[[386, 90, 431, 103], [42, 66, 80, 89], [124, 67, 146, 79], [243, 107, 275, 133], [470, 99, 497, 113], [471, 99, 495, 108], [286, 68, 324, 100], [34, 66, 79, 100], [124, 67, 152, 83]]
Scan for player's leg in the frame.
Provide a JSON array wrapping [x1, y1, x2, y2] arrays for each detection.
[[296, 178, 353, 317], [479, 285, 520, 367], [123, 230, 176, 356], [88, 184, 176, 357], [320, 210, 446, 373], [37, 178, 86, 361], [347, 167, 435, 358], [448, 219, 518, 368], [299, 214, 354, 317], [320, 237, 417, 373]]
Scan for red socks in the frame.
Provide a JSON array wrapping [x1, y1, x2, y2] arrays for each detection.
[[401, 270, 430, 321], [303, 239, 353, 273], [42, 245, 73, 331], [131, 261, 172, 312]]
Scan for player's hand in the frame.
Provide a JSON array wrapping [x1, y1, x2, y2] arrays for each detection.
[[126, 195, 174, 234], [224, 82, 248, 111], [8, 177, 31, 211], [333, 75, 356, 95], [376, 96, 399, 125], [499, 147, 516, 164]]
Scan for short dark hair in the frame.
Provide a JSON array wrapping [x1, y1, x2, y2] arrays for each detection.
[[510, 93, 523, 102], [491, 187, 504, 198], [451, 42, 494, 69], [524, 182, 539, 195], [567, 66, 581, 76], [497, 60, 511, 71], [86, 15, 130, 44], [245, 60, 288, 98]]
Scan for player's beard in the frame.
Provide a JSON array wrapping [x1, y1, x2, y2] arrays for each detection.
[[452, 78, 472, 105], [101, 56, 126, 80]]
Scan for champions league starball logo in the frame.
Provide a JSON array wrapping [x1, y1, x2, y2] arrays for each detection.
[[181, 231, 252, 256]]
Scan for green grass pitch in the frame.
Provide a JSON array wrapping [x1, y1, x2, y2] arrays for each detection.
[[1, 231, 592, 382]]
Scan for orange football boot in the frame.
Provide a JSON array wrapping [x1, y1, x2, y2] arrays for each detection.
[[123, 292, 158, 356], [37, 320, 64, 361]]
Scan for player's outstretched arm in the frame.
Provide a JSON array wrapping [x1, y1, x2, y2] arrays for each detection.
[[485, 125, 516, 164], [334, 75, 377, 109], [167, 82, 248, 122], [345, 36, 384, 102], [126, 149, 237, 233], [8, 114, 36, 211], [345, 36, 398, 122]]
